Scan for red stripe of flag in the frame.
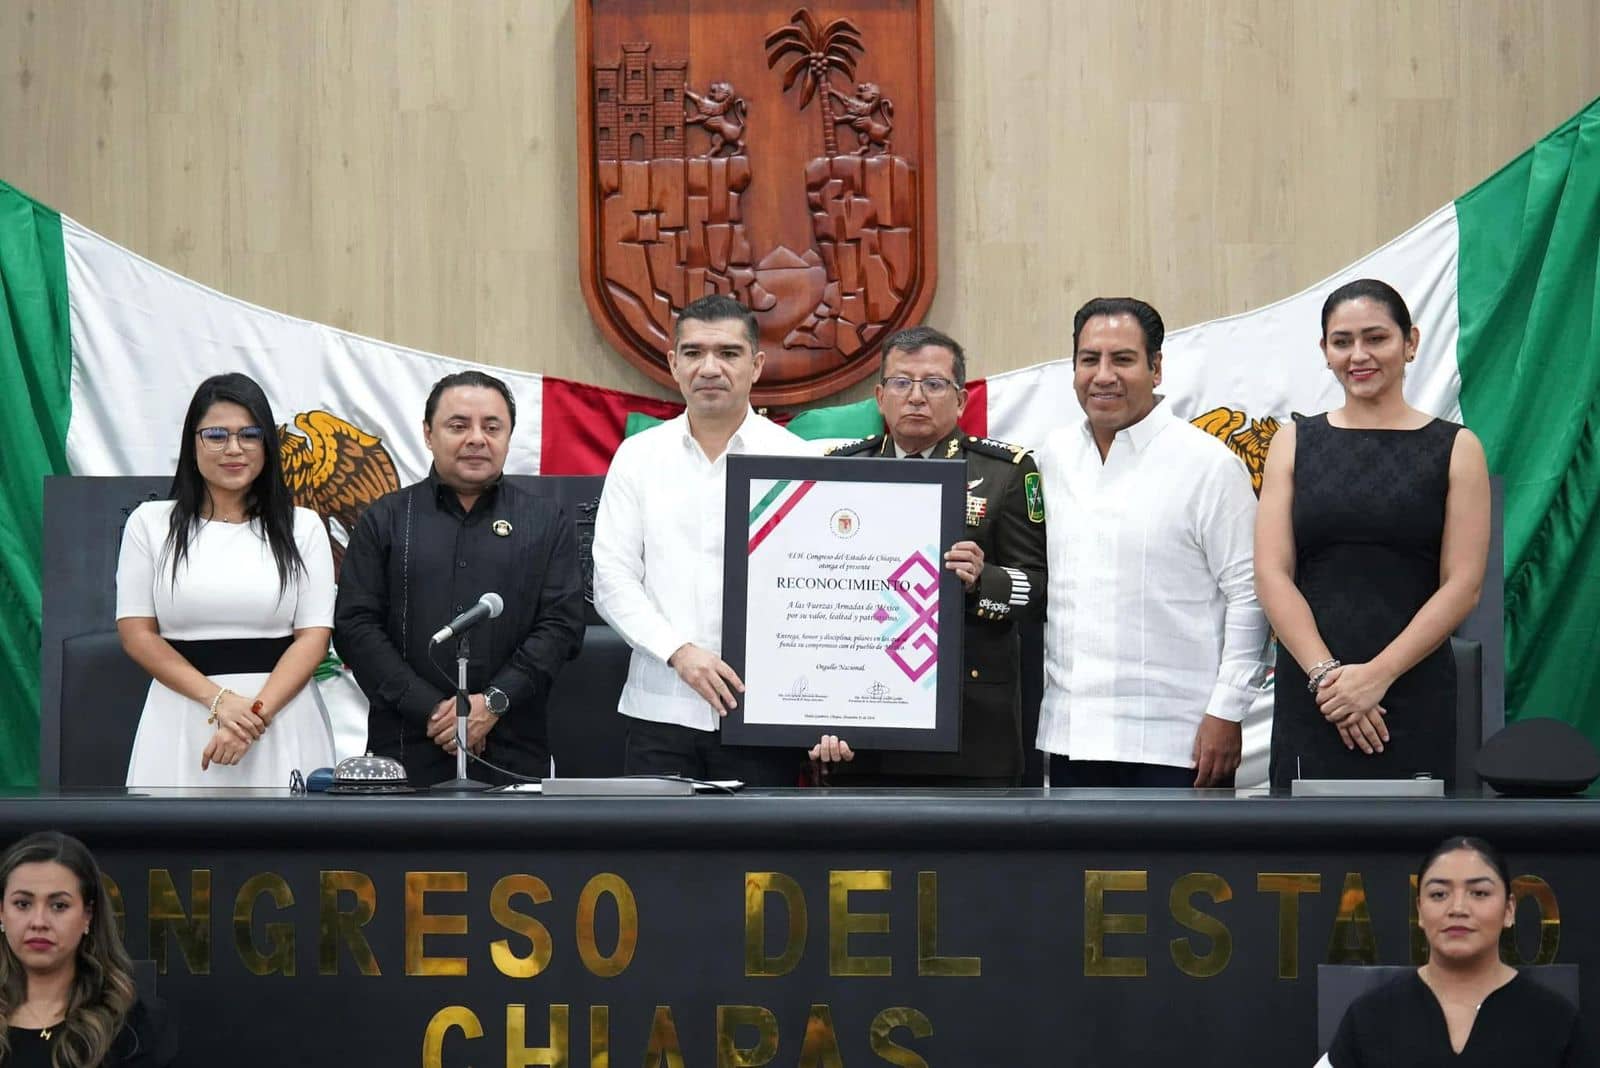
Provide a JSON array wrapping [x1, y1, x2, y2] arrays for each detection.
[[748, 480, 817, 554], [539, 377, 683, 475], [958, 378, 988, 438]]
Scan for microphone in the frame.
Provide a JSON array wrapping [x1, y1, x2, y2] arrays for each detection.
[[430, 592, 504, 644]]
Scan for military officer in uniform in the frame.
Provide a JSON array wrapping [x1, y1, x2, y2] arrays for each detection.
[[811, 326, 1048, 786]]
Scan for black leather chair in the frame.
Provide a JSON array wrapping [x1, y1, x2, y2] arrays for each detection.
[[1452, 637, 1484, 793], [60, 631, 149, 788], [1316, 963, 1577, 1051], [545, 625, 632, 777]]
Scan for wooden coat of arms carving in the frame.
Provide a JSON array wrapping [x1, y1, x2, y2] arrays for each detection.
[[577, 2, 936, 405]]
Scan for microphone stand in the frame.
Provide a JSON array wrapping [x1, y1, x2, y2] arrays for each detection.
[[431, 632, 490, 792]]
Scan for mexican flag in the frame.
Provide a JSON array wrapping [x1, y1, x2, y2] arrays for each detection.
[[4, 95, 1598, 787]]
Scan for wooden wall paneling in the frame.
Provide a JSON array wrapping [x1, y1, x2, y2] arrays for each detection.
[[1378, 0, 1460, 103], [1128, 100, 1218, 330], [1207, 1, 1297, 314], [303, 0, 399, 337], [1207, 0, 1296, 246], [1378, 98, 1461, 242], [74, 2, 154, 256], [1285, 0, 1385, 293], [1534, 1, 1600, 140]]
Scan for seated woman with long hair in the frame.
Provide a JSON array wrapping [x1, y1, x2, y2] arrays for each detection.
[[1321, 836, 1589, 1066], [0, 832, 178, 1067], [117, 372, 336, 787]]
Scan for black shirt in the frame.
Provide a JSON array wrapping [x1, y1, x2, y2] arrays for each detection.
[[334, 469, 585, 781], [1330, 971, 1591, 1067], [4, 998, 180, 1067]]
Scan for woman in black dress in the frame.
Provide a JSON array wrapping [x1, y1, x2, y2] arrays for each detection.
[[0, 832, 178, 1067], [1324, 837, 1587, 1066], [1257, 279, 1491, 788]]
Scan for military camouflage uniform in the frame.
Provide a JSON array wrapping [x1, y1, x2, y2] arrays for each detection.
[[826, 428, 1048, 782]]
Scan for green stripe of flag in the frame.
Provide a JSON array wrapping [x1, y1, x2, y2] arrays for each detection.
[[749, 480, 791, 526], [0, 180, 74, 787], [1456, 95, 1600, 736]]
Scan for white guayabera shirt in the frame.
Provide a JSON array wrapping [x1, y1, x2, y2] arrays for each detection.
[[593, 408, 810, 731], [1034, 399, 1270, 769]]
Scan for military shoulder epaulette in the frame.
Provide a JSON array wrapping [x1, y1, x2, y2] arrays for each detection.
[[825, 434, 883, 456], [964, 435, 1032, 464]]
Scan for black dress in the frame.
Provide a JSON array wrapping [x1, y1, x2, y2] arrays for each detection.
[[1329, 971, 1589, 1067], [1269, 414, 1461, 788]]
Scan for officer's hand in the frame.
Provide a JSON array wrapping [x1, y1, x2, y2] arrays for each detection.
[[808, 734, 854, 783], [944, 540, 985, 591], [668, 643, 744, 715], [808, 734, 854, 764]]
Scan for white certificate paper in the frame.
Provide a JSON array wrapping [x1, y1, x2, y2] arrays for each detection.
[[742, 476, 944, 730]]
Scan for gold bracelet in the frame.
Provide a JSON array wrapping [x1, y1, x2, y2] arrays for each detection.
[[207, 687, 234, 725]]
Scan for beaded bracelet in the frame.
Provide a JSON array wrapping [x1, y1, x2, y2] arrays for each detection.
[[207, 686, 235, 725], [1305, 659, 1342, 694]]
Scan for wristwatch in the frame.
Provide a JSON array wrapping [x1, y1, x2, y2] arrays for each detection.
[[484, 686, 510, 718]]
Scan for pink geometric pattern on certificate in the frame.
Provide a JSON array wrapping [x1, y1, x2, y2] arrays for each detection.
[[886, 552, 940, 681]]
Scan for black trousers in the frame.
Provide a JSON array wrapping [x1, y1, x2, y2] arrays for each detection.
[[1048, 756, 1230, 789], [623, 718, 801, 786]]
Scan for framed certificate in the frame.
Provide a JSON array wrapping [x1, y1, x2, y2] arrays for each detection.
[[720, 454, 965, 750]]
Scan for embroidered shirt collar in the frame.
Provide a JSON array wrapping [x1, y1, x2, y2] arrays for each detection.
[[1080, 395, 1172, 455]]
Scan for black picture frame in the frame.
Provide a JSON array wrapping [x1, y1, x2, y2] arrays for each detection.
[[720, 454, 965, 751]]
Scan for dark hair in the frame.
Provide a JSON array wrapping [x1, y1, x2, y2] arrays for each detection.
[[674, 294, 760, 351], [424, 370, 518, 429], [0, 832, 137, 1068], [1072, 297, 1164, 367], [880, 326, 968, 388], [1320, 278, 1413, 338], [166, 373, 305, 596], [1416, 835, 1512, 894]]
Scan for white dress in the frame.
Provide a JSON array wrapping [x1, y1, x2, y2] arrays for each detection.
[[116, 502, 337, 788]]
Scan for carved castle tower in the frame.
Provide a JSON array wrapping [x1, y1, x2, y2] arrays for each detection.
[[594, 43, 687, 161]]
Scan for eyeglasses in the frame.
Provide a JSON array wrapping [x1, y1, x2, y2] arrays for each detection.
[[882, 375, 960, 398], [196, 426, 266, 451]]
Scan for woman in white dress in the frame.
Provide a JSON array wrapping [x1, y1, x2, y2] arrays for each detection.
[[116, 373, 336, 788]]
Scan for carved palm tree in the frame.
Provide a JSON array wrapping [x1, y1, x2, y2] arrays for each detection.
[[764, 8, 865, 157]]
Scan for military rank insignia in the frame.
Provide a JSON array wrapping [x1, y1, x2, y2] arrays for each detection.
[[966, 494, 988, 526]]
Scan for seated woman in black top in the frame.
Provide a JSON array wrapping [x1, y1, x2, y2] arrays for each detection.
[[0, 832, 179, 1067], [1325, 835, 1589, 1067]]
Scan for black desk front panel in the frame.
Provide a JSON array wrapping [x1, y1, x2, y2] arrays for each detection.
[[0, 791, 1592, 1067]]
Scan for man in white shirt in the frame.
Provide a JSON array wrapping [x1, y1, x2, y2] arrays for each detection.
[[1035, 297, 1269, 788], [592, 294, 810, 784]]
